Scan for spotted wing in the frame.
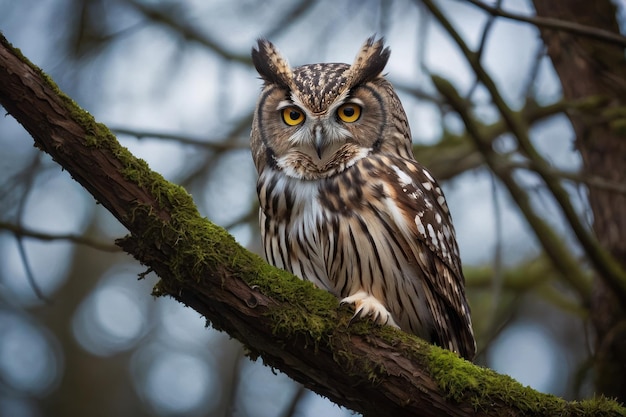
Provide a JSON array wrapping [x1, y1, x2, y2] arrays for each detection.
[[367, 154, 476, 359]]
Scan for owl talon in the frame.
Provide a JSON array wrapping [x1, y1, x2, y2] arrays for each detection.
[[341, 291, 399, 328]]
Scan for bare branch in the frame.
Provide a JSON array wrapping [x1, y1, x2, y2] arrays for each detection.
[[9, 153, 50, 301], [126, 0, 251, 64], [412, 98, 572, 181], [264, 0, 317, 39], [111, 126, 250, 151], [464, 0, 626, 48], [467, 0, 502, 99], [505, 160, 626, 195], [0, 220, 120, 252]]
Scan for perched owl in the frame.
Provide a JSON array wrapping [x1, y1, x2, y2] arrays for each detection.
[[250, 37, 475, 360]]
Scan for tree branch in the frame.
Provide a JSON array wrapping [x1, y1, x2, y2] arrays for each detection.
[[127, 0, 251, 64], [0, 32, 623, 417], [411, 98, 571, 181], [431, 75, 592, 301], [422, 0, 626, 307], [0, 220, 120, 252], [111, 124, 250, 151], [464, 0, 626, 48]]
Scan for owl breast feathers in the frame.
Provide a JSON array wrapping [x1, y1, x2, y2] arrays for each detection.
[[250, 36, 476, 360]]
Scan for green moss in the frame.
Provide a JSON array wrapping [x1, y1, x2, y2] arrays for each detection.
[[326, 322, 388, 383], [247, 262, 339, 343], [610, 118, 626, 136], [572, 95, 611, 112], [427, 346, 626, 416]]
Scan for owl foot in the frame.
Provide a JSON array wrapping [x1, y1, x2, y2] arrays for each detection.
[[341, 291, 399, 328]]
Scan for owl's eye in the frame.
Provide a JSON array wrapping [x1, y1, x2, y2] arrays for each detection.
[[282, 107, 305, 126], [337, 103, 361, 123]]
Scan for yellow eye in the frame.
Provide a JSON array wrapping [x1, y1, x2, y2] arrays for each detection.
[[282, 107, 305, 126], [337, 103, 361, 123]]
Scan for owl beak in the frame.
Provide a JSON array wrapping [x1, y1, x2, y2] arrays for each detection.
[[315, 143, 324, 159], [314, 126, 325, 159]]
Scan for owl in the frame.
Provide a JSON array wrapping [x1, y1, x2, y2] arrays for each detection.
[[250, 37, 475, 360]]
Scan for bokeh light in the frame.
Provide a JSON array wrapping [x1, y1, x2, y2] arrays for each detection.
[[0, 310, 63, 396], [158, 297, 215, 347], [72, 270, 150, 357], [131, 345, 219, 416], [235, 360, 299, 417], [488, 322, 567, 394], [0, 173, 90, 306]]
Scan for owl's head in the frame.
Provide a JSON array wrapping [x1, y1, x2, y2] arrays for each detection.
[[250, 37, 412, 180]]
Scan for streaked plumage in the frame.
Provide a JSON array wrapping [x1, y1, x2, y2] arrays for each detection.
[[250, 37, 475, 359]]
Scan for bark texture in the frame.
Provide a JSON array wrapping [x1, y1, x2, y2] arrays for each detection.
[[0, 33, 624, 416], [533, 0, 626, 402]]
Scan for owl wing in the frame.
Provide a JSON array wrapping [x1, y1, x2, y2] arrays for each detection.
[[370, 154, 475, 359]]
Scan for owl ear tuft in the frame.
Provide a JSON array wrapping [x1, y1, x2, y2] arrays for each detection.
[[347, 36, 390, 88], [251, 39, 294, 88]]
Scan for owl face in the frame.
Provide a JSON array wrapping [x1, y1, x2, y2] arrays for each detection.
[[250, 38, 412, 180]]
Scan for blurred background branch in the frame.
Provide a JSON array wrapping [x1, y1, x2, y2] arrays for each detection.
[[0, 221, 120, 253], [465, 0, 626, 47]]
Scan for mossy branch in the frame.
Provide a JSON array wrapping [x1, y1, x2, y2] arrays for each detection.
[[1, 32, 624, 417]]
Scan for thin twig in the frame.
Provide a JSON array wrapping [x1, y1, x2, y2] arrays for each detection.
[[279, 385, 307, 417], [14, 155, 49, 302], [467, 0, 502, 99], [521, 44, 547, 100], [464, 0, 626, 47], [0, 221, 120, 252], [265, 0, 317, 39], [505, 160, 626, 195], [488, 172, 504, 328], [394, 82, 443, 104], [127, 0, 251, 64], [111, 127, 249, 151], [412, 98, 573, 180]]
